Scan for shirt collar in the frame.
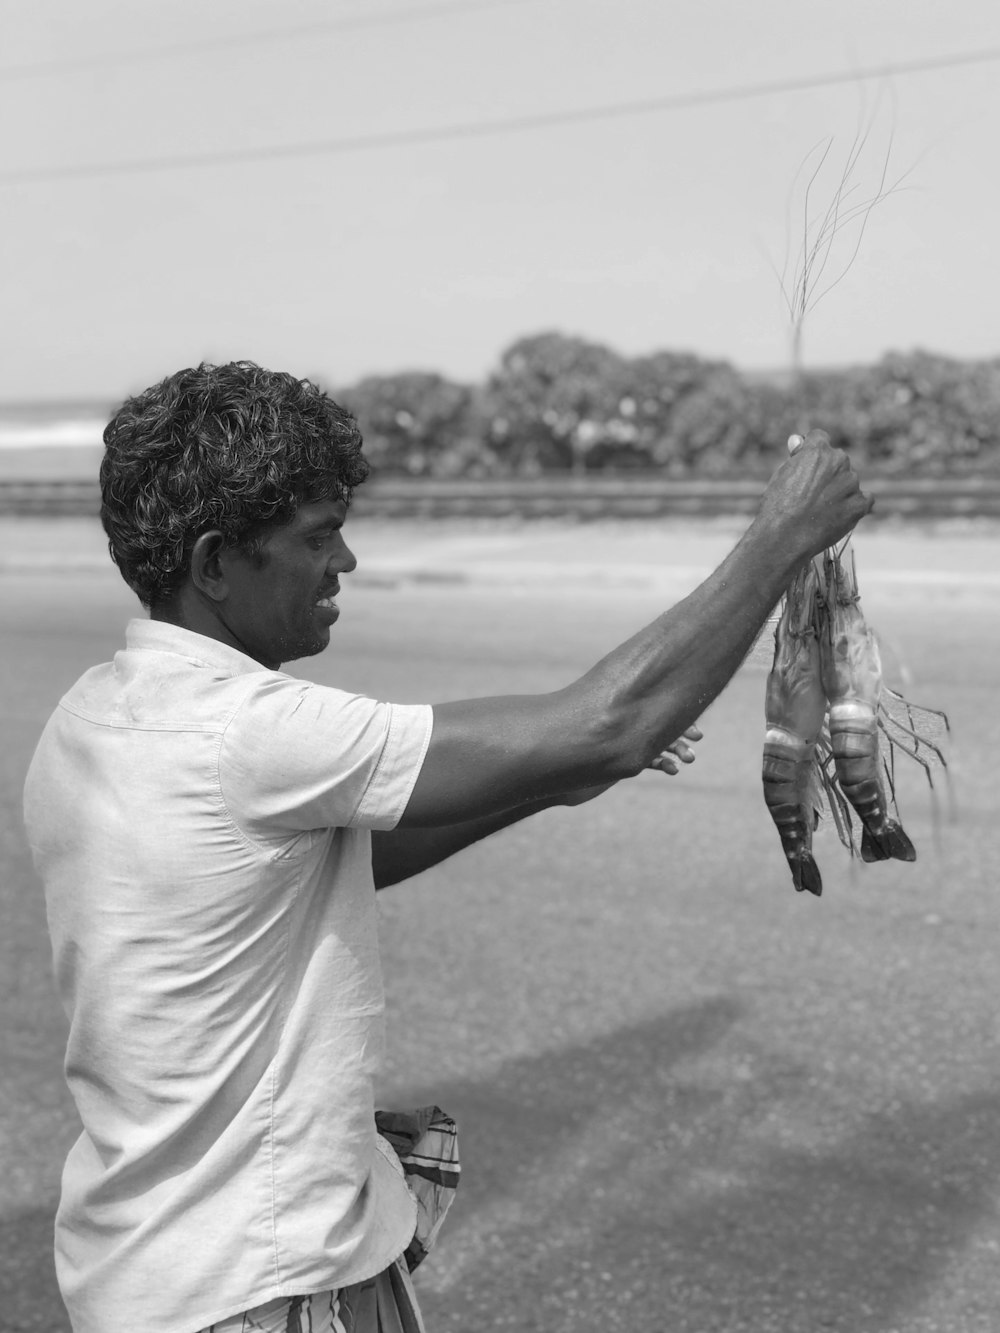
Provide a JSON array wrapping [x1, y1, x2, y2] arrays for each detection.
[[125, 618, 269, 677]]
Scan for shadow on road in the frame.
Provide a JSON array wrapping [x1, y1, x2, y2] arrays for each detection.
[[5, 987, 999, 1333], [0, 1204, 65, 1331], [394, 1000, 1000, 1333]]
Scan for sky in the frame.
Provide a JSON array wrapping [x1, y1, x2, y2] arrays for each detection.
[[2, 0, 1000, 403]]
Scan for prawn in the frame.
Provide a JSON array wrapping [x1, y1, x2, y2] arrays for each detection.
[[762, 561, 827, 895], [818, 541, 916, 863]]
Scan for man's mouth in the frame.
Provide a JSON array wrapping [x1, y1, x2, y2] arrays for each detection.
[[314, 583, 340, 611]]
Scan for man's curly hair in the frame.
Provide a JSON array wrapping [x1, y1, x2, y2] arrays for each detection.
[[100, 361, 370, 608]]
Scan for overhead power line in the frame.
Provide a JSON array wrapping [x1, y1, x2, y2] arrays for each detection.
[[3, 45, 999, 186], [0, 0, 541, 80]]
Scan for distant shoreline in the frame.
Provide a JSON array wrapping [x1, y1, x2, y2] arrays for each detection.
[[0, 404, 109, 451], [0, 402, 111, 419], [0, 426, 106, 450]]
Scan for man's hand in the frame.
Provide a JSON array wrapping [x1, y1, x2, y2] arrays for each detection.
[[560, 724, 704, 806], [648, 723, 703, 775], [756, 428, 873, 561]]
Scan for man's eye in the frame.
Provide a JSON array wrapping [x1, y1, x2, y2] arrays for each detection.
[[308, 526, 342, 550]]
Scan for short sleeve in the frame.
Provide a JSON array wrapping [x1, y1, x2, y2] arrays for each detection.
[[218, 674, 433, 837]]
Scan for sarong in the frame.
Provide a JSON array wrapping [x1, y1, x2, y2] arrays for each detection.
[[199, 1257, 424, 1333], [197, 1107, 459, 1333]]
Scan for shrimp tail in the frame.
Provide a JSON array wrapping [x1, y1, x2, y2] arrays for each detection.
[[762, 763, 824, 895], [793, 852, 824, 896], [860, 821, 917, 864]]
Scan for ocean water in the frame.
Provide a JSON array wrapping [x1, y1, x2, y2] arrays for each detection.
[[0, 404, 109, 480], [0, 402, 108, 438]]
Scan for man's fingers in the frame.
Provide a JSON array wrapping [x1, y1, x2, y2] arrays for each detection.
[[646, 723, 704, 774], [649, 726, 703, 773], [788, 431, 875, 520], [788, 429, 831, 456], [666, 725, 703, 761], [649, 754, 680, 774], [667, 743, 696, 764]]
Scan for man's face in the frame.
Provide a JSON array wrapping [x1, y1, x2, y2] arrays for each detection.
[[219, 498, 357, 667]]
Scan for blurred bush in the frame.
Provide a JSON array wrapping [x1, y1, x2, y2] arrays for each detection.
[[336, 334, 1000, 478]]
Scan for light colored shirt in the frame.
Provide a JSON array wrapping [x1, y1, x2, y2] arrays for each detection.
[[23, 618, 433, 1333]]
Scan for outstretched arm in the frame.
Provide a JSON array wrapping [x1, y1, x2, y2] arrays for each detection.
[[372, 793, 563, 890], [372, 731, 700, 889]]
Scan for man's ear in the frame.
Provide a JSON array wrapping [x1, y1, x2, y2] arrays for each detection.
[[189, 531, 228, 602]]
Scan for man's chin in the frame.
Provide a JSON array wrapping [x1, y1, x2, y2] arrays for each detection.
[[276, 625, 334, 666]]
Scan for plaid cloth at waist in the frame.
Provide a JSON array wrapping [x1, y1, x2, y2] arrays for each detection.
[[200, 1257, 423, 1333], [198, 1107, 459, 1333]]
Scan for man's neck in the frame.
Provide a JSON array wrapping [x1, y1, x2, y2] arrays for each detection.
[[150, 592, 273, 667]]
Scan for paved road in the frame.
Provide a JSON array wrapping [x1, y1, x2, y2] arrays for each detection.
[[2, 511, 1000, 593], [2, 519, 998, 1332]]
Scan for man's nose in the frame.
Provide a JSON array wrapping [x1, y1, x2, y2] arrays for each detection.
[[333, 541, 358, 575]]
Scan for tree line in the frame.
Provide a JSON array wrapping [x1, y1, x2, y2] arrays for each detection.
[[336, 332, 1000, 478]]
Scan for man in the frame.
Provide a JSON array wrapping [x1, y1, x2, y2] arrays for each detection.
[[23, 360, 870, 1333]]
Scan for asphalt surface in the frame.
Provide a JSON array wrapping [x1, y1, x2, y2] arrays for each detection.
[[2, 515, 998, 1333]]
